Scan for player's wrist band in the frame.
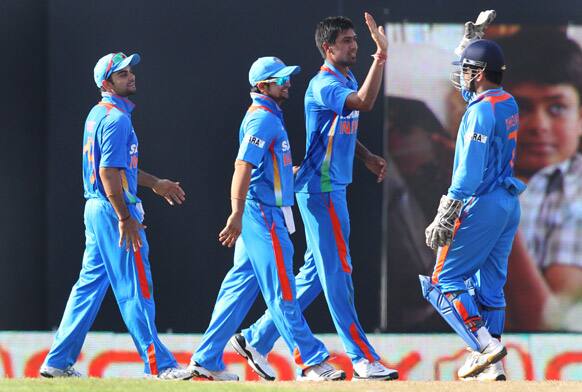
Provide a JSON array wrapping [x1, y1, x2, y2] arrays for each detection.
[[371, 52, 387, 65], [119, 214, 131, 222]]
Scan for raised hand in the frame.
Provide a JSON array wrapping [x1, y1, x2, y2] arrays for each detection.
[[364, 12, 387, 54]]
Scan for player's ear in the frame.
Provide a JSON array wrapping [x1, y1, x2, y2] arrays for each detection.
[[102, 79, 114, 93], [322, 42, 332, 55], [257, 82, 268, 95]]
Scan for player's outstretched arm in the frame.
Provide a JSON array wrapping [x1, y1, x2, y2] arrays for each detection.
[[355, 140, 386, 183], [345, 12, 387, 112], [219, 160, 253, 248], [100, 167, 146, 252], [138, 169, 186, 206]]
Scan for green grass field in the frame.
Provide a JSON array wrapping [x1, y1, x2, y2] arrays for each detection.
[[1, 380, 582, 392]]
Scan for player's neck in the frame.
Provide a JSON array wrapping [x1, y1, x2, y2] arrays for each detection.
[[475, 81, 500, 94], [325, 58, 350, 77]]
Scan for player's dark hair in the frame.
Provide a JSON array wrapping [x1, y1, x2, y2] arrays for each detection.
[[484, 69, 503, 85], [315, 16, 354, 59], [496, 28, 582, 102]]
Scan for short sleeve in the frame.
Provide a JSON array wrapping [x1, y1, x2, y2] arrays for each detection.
[[99, 114, 131, 169], [237, 114, 277, 167], [312, 78, 354, 115]]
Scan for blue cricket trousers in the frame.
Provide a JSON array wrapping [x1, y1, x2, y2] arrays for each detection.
[[43, 198, 177, 375], [431, 186, 521, 336], [243, 190, 380, 363], [193, 200, 328, 371]]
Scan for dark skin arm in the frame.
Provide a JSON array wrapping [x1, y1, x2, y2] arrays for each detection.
[[344, 13, 387, 112], [218, 160, 253, 248], [138, 169, 185, 206], [100, 167, 144, 252], [355, 140, 387, 182]]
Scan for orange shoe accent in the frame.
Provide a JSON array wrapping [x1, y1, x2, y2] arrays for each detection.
[[349, 323, 374, 362]]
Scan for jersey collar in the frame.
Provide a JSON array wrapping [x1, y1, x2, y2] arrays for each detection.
[[468, 87, 505, 107], [250, 93, 283, 119], [100, 92, 136, 114], [321, 61, 354, 85]]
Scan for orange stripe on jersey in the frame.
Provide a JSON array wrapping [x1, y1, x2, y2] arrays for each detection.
[[327, 197, 351, 273], [133, 248, 151, 300], [248, 104, 274, 114], [320, 65, 340, 78], [349, 323, 374, 362], [431, 219, 462, 284], [98, 101, 125, 114], [270, 226, 293, 301], [508, 130, 518, 140], [483, 93, 511, 113], [147, 343, 158, 376]]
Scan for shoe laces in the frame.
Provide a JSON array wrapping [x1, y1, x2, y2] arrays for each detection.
[[368, 361, 387, 372], [64, 366, 81, 377], [158, 367, 177, 378], [306, 361, 336, 376]]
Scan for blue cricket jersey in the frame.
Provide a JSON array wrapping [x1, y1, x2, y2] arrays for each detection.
[[295, 61, 359, 193], [448, 88, 520, 200], [82, 93, 140, 204], [237, 93, 294, 207]]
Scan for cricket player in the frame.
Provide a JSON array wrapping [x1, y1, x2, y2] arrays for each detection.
[[419, 36, 526, 381], [40, 52, 191, 380], [186, 57, 345, 382], [232, 14, 398, 381]]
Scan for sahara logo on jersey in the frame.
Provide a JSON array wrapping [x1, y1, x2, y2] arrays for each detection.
[[281, 140, 290, 152], [129, 144, 138, 169], [246, 135, 265, 148], [466, 131, 488, 144]]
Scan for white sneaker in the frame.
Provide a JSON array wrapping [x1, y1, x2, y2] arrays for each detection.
[[461, 360, 506, 381], [40, 364, 82, 378], [154, 366, 195, 380], [297, 361, 346, 381], [352, 359, 398, 381], [187, 361, 239, 381], [458, 339, 507, 379], [230, 333, 275, 381]]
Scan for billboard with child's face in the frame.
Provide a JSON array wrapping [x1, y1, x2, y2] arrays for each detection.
[[383, 24, 582, 333]]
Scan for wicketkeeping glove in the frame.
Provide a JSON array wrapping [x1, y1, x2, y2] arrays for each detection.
[[425, 195, 463, 250], [454, 10, 497, 56]]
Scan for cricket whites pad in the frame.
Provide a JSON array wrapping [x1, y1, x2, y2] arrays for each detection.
[[419, 275, 481, 351]]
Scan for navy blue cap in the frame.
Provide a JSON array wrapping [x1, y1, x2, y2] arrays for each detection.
[[453, 39, 506, 72]]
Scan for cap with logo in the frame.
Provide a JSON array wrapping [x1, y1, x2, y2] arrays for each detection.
[[248, 56, 301, 86], [94, 52, 141, 88]]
